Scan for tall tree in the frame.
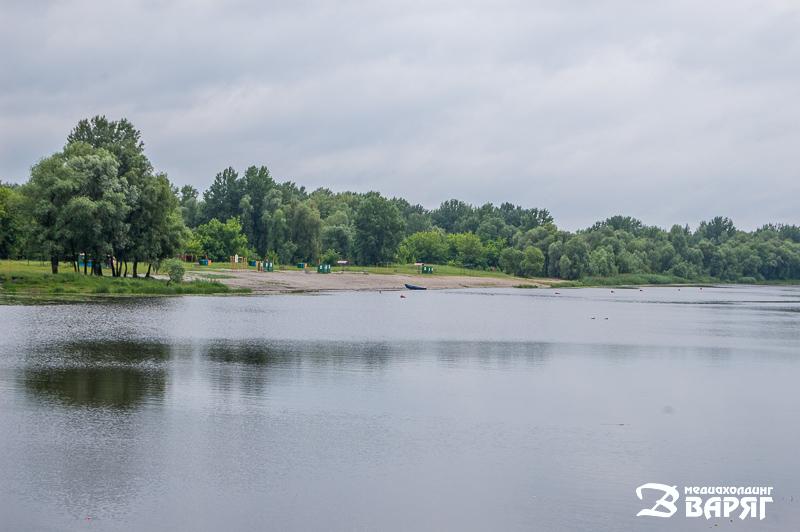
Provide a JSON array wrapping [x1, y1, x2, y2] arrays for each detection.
[[66, 116, 184, 276], [354, 193, 405, 264], [0, 183, 24, 259], [179, 185, 202, 228], [239, 165, 276, 255], [26, 143, 127, 274], [203, 167, 242, 223], [288, 201, 322, 262]]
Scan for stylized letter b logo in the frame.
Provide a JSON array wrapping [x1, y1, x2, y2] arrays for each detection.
[[636, 483, 679, 518]]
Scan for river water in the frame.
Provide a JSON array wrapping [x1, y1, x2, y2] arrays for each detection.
[[0, 286, 798, 531]]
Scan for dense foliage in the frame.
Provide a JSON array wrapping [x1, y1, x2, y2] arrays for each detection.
[[2, 116, 800, 283], [3, 117, 186, 276]]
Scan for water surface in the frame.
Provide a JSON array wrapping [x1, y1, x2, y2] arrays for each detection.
[[1, 286, 798, 530]]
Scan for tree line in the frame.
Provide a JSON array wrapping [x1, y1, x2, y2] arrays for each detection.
[[2, 116, 800, 282]]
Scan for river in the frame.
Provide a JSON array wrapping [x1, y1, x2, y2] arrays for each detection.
[[0, 286, 798, 530]]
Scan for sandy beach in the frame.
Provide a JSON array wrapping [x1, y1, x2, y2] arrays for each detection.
[[186, 268, 555, 294]]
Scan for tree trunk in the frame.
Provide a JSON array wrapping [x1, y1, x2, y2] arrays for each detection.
[[50, 256, 59, 274], [145, 263, 152, 278], [123, 261, 128, 277], [133, 260, 138, 278]]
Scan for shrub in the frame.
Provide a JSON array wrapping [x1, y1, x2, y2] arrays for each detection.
[[320, 248, 339, 266], [163, 258, 185, 284]]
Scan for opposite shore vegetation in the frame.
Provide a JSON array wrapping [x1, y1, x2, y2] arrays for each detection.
[[2, 115, 800, 296]]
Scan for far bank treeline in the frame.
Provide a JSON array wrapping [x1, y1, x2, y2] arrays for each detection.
[[2, 116, 800, 282]]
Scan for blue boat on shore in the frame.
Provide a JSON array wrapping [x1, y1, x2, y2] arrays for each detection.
[[404, 283, 427, 290]]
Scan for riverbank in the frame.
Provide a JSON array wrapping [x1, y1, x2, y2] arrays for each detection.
[[0, 260, 551, 297], [185, 268, 553, 293], [5, 260, 792, 298], [0, 263, 248, 297]]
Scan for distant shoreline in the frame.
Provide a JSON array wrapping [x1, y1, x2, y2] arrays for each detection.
[[186, 269, 800, 294], [3, 260, 799, 303], [184, 268, 553, 294]]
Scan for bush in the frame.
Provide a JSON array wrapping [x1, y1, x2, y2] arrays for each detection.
[[320, 248, 339, 266], [163, 258, 185, 284]]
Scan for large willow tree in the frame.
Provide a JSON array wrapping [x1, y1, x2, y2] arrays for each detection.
[[26, 116, 186, 275]]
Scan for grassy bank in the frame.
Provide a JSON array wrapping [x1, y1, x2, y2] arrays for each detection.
[[0, 260, 249, 296]]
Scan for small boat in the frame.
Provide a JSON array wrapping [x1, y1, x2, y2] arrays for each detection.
[[404, 283, 427, 290]]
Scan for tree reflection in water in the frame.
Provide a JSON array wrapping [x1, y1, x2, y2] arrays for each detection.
[[23, 340, 169, 409]]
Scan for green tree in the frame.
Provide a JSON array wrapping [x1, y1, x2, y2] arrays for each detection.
[[447, 232, 487, 267], [354, 193, 404, 264], [321, 225, 353, 259], [0, 183, 24, 259], [26, 143, 127, 274], [588, 247, 616, 276], [432, 199, 474, 233], [562, 237, 590, 279], [289, 201, 322, 262], [397, 230, 449, 263], [499, 247, 524, 275], [696, 216, 736, 244], [67, 116, 151, 181], [179, 185, 202, 228], [194, 218, 250, 261], [239, 165, 276, 254], [559, 255, 574, 279], [519, 246, 545, 277], [203, 167, 242, 223], [476, 215, 511, 242], [66, 116, 185, 277], [320, 248, 340, 266]]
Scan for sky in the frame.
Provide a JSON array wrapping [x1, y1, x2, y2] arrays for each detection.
[[1, 0, 799, 230]]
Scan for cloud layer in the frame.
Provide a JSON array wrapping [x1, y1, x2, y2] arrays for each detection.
[[2, 0, 799, 229]]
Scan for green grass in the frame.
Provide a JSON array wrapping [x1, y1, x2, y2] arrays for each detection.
[[0, 260, 249, 297]]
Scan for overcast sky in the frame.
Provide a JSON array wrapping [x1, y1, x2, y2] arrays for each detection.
[[1, 0, 798, 230]]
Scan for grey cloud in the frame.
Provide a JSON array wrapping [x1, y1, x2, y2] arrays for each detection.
[[1, 0, 799, 230]]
